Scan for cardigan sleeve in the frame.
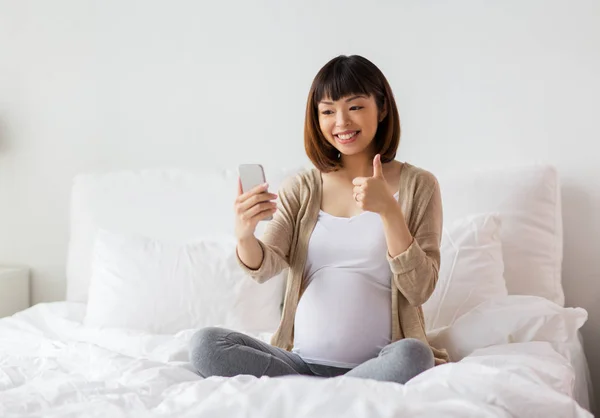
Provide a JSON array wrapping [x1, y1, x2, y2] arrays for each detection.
[[235, 176, 300, 283], [387, 177, 443, 307]]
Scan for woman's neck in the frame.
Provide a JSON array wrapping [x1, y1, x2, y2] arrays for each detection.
[[337, 153, 374, 180]]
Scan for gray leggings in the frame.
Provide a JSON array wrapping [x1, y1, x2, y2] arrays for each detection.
[[188, 327, 434, 384]]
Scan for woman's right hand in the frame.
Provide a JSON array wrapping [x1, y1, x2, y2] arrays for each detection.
[[234, 179, 278, 240]]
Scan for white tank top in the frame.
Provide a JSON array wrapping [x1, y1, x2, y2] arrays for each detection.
[[292, 199, 396, 368]]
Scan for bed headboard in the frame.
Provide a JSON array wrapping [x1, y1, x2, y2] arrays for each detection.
[[66, 162, 563, 306], [65, 165, 305, 303]]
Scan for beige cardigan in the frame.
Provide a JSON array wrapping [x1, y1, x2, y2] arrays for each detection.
[[236, 162, 450, 365]]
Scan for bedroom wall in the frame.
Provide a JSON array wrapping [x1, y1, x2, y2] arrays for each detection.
[[0, 0, 598, 407]]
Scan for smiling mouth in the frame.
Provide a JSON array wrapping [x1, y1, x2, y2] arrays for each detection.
[[335, 131, 360, 143]]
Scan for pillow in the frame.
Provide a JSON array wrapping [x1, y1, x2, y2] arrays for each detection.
[[423, 213, 508, 330], [66, 166, 306, 303], [427, 295, 588, 361], [84, 229, 284, 334], [438, 164, 564, 305]]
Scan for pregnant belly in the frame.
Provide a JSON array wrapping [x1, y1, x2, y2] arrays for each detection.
[[293, 270, 392, 367]]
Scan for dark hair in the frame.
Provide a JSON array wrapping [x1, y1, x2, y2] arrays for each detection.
[[304, 55, 401, 172]]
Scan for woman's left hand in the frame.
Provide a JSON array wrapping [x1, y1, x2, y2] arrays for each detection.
[[352, 154, 398, 215]]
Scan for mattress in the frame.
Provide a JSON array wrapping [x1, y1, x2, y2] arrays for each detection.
[[0, 301, 593, 418]]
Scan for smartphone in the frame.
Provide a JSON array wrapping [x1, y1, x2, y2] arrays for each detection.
[[238, 164, 272, 221]]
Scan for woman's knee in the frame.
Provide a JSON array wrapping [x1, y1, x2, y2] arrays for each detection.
[[385, 338, 435, 370], [188, 327, 230, 376]]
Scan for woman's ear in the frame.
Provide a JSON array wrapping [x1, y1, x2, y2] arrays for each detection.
[[379, 101, 388, 122]]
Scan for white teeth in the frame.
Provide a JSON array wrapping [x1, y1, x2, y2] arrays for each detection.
[[337, 131, 357, 140]]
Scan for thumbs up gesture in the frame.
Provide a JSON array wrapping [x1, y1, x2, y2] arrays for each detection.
[[352, 154, 397, 215]]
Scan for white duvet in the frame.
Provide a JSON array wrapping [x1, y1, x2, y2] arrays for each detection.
[[0, 301, 592, 418]]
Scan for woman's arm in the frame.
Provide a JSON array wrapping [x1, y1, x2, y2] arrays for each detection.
[[380, 180, 443, 307], [236, 236, 265, 270], [380, 200, 414, 258], [235, 176, 301, 283]]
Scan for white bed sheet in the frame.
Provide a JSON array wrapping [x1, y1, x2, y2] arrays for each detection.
[[0, 302, 593, 418], [554, 331, 594, 412]]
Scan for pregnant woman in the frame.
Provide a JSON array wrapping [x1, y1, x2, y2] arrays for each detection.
[[189, 54, 449, 384]]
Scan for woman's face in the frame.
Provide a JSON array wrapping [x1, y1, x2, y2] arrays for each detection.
[[317, 94, 383, 157]]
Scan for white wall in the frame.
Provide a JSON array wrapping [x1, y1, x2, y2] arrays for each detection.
[[1, 0, 599, 408]]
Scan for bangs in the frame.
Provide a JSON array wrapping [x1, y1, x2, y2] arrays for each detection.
[[312, 58, 381, 107]]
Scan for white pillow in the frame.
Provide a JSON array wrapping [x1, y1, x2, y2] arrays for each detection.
[[423, 213, 507, 330], [84, 229, 284, 334], [427, 295, 588, 361], [66, 166, 306, 303], [438, 164, 564, 305]]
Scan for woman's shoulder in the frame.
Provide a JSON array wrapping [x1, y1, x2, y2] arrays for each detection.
[[277, 168, 320, 195], [398, 162, 440, 199], [400, 162, 439, 185]]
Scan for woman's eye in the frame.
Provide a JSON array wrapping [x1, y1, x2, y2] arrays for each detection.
[[321, 110, 333, 115], [350, 106, 363, 111]]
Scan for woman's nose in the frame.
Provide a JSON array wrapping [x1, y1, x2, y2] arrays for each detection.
[[335, 111, 350, 126]]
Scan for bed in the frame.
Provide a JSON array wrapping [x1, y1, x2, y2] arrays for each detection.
[[0, 163, 594, 417]]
